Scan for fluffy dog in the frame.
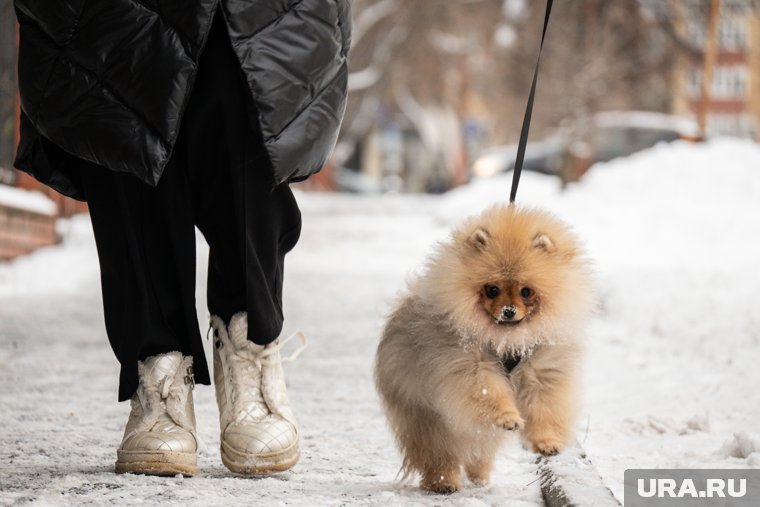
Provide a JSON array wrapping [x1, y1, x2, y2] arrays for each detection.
[[374, 204, 595, 493]]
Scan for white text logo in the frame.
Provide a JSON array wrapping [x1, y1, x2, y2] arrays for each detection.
[[637, 478, 747, 498]]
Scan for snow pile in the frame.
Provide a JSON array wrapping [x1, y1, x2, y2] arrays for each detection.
[[443, 137, 760, 269], [720, 433, 760, 465], [0, 184, 57, 215]]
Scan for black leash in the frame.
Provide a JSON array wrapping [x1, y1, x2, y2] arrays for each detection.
[[509, 0, 554, 203]]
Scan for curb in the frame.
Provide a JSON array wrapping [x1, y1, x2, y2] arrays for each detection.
[[537, 441, 620, 507]]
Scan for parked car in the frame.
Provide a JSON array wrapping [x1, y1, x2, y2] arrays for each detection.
[[590, 111, 701, 162], [472, 139, 565, 179], [472, 111, 701, 182]]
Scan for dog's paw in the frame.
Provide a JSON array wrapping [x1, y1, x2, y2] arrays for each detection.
[[421, 469, 462, 494], [423, 481, 460, 495], [465, 461, 493, 486], [495, 410, 524, 431], [531, 437, 565, 456]]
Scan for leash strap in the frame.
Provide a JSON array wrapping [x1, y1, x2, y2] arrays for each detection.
[[509, 0, 554, 203]]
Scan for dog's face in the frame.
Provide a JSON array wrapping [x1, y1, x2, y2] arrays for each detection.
[[417, 205, 595, 352], [468, 227, 554, 327], [480, 280, 538, 325]]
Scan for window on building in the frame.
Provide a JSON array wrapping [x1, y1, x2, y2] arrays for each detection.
[[718, 16, 747, 50], [686, 21, 705, 48], [688, 65, 747, 100], [684, 11, 747, 50]]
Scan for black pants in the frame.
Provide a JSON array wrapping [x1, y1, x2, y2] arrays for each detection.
[[77, 16, 302, 401]]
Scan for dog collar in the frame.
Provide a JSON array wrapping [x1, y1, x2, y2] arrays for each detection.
[[502, 353, 523, 374]]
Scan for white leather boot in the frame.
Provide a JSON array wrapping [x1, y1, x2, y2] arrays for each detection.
[[211, 313, 305, 474], [115, 352, 198, 476]]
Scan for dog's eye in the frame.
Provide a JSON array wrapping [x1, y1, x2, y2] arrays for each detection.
[[520, 287, 534, 298], [485, 285, 501, 299]]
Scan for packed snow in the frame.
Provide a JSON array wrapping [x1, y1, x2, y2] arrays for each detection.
[[1, 138, 759, 505]]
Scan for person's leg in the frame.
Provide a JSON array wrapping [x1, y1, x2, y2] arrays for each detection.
[[186, 14, 302, 344], [78, 155, 210, 402], [201, 171, 301, 345], [77, 125, 208, 476], [186, 13, 303, 474]]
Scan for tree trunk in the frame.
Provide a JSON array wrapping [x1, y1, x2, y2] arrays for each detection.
[[697, 0, 721, 137]]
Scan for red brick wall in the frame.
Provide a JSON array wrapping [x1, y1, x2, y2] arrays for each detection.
[[0, 202, 57, 260]]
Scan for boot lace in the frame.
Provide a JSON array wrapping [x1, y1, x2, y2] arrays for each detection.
[[225, 331, 307, 423], [127, 359, 197, 443]]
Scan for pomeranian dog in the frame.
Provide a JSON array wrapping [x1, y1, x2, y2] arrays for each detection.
[[374, 204, 595, 493]]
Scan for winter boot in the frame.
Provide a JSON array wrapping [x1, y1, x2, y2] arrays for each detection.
[[115, 352, 198, 476], [210, 313, 306, 474]]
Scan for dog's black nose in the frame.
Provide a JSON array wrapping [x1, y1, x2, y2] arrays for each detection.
[[502, 306, 517, 319]]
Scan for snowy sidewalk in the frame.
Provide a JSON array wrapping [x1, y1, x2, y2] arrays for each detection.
[[0, 197, 545, 506], [2, 138, 760, 506]]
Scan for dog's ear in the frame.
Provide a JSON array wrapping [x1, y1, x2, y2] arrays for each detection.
[[468, 228, 490, 251], [532, 232, 556, 253]]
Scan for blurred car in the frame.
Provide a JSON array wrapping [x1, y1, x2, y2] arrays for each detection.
[[590, 111, 701, 161], [472, 139, 565, 179], [472, 111, 701, 182]]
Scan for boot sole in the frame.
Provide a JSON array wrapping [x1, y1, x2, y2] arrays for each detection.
[[220, 439, 300, 475], [116, 450, 198, 477]]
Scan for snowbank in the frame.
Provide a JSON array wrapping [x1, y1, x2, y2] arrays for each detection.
[[440, 138, 760, 500], [0, 184, 57, 215], [443, 138, 760, 269]]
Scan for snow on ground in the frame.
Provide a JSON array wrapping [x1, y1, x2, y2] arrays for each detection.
[[1, 138, 759, 505], [0, 196, 542, 506]]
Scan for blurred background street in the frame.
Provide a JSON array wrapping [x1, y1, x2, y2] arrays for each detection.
[[1, 1, 760, 505]]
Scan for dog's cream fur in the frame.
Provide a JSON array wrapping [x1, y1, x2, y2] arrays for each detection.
[[374, 204, 595, 493]]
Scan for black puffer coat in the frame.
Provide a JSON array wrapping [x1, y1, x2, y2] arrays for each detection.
[[13, 0, 351, 200]]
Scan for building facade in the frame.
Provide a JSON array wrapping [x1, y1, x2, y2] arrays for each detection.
[[673, 1, 760, 139]]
